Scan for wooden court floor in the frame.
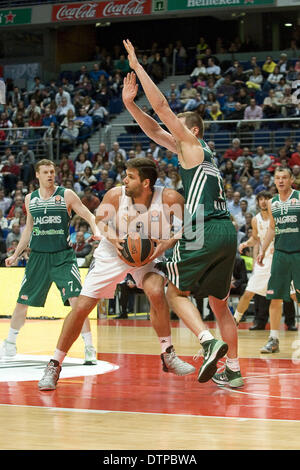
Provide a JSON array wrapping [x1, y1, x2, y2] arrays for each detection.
[[0, 316, 300, 450]]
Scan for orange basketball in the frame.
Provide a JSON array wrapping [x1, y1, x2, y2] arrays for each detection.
[[119, 232, 155, 267]]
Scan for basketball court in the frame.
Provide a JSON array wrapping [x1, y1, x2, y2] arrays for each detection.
[[1, 315, 300, 450]]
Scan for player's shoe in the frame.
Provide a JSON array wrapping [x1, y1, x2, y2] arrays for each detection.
[[0, 340, 17, 359], [197, 339, 228, 383], [38, 360, 61, 391], [212, 364, 244, 388], [260, 337, 279, 354], [161, 345, 196, 376], [84, 345, 97, 365]]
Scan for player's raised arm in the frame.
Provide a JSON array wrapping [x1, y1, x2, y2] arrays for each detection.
[[64, 189, 101, 240], [123, 39, 203, 167], [122, 72, 177, 154]]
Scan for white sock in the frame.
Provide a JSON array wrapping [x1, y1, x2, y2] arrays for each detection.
[[7, 328, 19, 344], [234, 311, 243, 323], [270, 330, 279, 339], [159, 336, 172, 353], [226, 357, 240, 372], [198, 330, 214, 344], [53, 349, 66, 365], [81, 331, 93, 347]]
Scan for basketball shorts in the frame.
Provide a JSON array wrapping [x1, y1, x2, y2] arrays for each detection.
[[17, 249, 81, 307], [80, 242, 165, 300], [246, 256, 272, 297], [267, 250, 300, 303], [157, 218, 237, 299]]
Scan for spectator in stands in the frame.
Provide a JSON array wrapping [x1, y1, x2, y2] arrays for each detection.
[[165, 82, 181, 100], [146, 141, 163, 161], [42, 106, 57, 127], [262, 89, 280, 118], [217, 75, 237, 100], [56, 97, 75, 123], [156, 169, 172, 188], [16, 142, 35, 185], [108, 141, 127, 164], [252, 146, 272, 172], [0, 188, 12, 215], [75, 152, 92, 179], [241, 184, 257, 214], [207, 103, 223, 132], [134, 143, 145, 159], [179, 80, 198, 107], [277, 53, 290, 75], [93, 142, 109, 163], [6, 222, 21, 249], [231, 64, 248, 89], [79, 166, 98, 190], [183, 91, 204, 112], [168, 92, 183, 114], [88, 101, 108, 128], [234, 147, 253, 170], [223, 138, 243, 161], [243, 98, 263, 129], [254, 172, 272, 194], [163, 149, 178, 169], [11, 180, 28, 199], [221, 159, 237, 185], [246, 66, 263, 91], [190, 59, 207, 82], [277, 86, 297, 117], [24, 99, 41, 119], [234, 175, 249, 197], [6, 194, 26, 220], [227, 191, 242, 218], [80, 186, 100, 213], [74, 107, 93, 140], [60, 120, 79, 152], [206, 57, 221, 77], [114, 54, 130, 77], [55, 85, 71, 107], [1, 154, 20, 193], [263, 65, 283, 92], [71, 231, 92, 266], [262, 55, 277, 77]]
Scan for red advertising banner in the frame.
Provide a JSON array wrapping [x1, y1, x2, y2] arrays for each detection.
[[52, 0, 152, 22]]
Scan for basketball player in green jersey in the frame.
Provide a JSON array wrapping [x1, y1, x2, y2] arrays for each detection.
[[122, 40, 243, 388], [1, 159, 101, 364], [258, 166, 300, 353]]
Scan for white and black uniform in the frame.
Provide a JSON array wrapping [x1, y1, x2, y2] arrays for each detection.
[[81, 186, 170, 299]]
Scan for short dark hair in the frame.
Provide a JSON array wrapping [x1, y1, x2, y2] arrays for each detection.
[[256, 190, 272, 202], [177, 111, 204, 139], [274, 166, 292, 177], [126, 157, 158, 191]]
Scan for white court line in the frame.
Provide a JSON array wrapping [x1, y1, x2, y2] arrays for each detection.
[[0, 403, 300, 423]]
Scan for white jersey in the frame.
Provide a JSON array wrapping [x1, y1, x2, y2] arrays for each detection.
[[246, 212, 273, 296], [256, 212, 274, 261], [81, 186, 169, 299], [94, 185, 173, 261]]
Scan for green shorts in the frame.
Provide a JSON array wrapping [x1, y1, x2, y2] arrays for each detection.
[[267, 250, 300, 303], [158, 218, 237, 299], [17, 249, 82, 307]]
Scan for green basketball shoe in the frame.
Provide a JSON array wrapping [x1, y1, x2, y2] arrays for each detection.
[[212, 364, 244, 388], [197, 339, 228, 383]]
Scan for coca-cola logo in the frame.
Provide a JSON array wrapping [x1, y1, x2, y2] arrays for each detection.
[[52, 0, 151, 22], [55, 3, 98, 21]]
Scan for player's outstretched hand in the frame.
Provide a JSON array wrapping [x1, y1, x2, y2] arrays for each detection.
[[122, 72, 138, 105], [123, 39, 139, 70]]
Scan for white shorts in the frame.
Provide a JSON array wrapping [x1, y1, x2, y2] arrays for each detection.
[[246, 257, 272, 297], [80, 239, 164, 299]]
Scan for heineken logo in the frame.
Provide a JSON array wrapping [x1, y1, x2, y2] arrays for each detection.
[[0, 8, 32, 26], [167, 0, 274, 10]]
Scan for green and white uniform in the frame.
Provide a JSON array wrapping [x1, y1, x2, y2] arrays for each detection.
[[18, 186, 81, 307], [159, 139, 237, 299], [267, 189, 300, 302]]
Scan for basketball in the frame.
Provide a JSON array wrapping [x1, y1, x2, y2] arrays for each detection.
[[119, 232, 155, 267]]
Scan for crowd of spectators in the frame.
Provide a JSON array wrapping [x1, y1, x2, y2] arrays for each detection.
[[1, 37, 300, 319]]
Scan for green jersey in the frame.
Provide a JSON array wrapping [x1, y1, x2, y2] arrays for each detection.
[[271, 189, 300, 253], [179, 139, 230, 222], [29, 186, 71, 253]]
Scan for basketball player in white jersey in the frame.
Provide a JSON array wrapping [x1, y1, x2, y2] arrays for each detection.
[[38, 158, 196, 390], [234, 191, 273, 326]]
